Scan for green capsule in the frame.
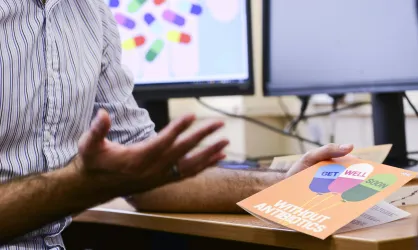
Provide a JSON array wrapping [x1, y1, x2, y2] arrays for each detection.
[[128, 0, 147, 13], [341, 174, 397, 202], [145, 39, 164, 62]]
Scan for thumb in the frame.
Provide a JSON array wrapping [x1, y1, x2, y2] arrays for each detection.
[[301, 143, 354, 167], [78, 109, 111, 156], [287, 144, 353, 177]]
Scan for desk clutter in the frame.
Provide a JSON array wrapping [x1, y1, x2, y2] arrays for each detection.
[[238, 144, 417, 239]]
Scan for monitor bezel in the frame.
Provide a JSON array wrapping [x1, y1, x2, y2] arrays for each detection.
[[262, 0, 418, 97], [132, 0, 254, 100]]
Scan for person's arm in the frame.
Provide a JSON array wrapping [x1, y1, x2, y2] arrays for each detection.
[[128, 144, 354, 213], [0, 109, 227, 243], [0, 159, 116, 243], [128, 167, 279, 213]]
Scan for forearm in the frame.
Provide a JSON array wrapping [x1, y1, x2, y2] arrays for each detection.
[[0, 159, 115, 243], [128, 167, 283, 213]]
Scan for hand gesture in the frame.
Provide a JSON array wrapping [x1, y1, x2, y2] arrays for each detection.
[[76, 109, 229, 195]]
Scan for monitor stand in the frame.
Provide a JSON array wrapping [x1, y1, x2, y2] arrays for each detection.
[[372, 92, 416, 168], [134, 98, 170, 132]]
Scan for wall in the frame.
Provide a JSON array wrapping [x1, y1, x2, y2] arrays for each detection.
[[169, 0, 418, 161]]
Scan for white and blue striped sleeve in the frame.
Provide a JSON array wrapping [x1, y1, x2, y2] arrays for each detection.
[[94, 4, 156, 145]]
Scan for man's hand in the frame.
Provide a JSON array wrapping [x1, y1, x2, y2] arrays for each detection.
[[286, 143, 354, 178], [77, 109, 229, 196]]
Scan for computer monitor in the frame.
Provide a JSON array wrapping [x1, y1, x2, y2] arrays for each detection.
[[106, 0, 254, 130], [263, 0, 418, 168]]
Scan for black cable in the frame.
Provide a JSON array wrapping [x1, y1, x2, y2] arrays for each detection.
[[196, 98, 323, 147], [403, 93, 418, 157], [195, 98, 371, 159], [288, 96, 311, 133], [403, 93, 418, 117], [328, 94, 345, 143], [303, 102, 370, 119], [278, 98, 306, 153], [330, 94, 345, 110]]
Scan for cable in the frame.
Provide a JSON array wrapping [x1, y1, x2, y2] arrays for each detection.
[[328, 94, 345, 143], [195, 98, 371, 158], [403, 93, 418, 157], [213, 94, 416, 159], [287, 96, 311, 133], [303, 101, 370, 119], [403, 93, 418, 117], [278, 98, 306, 153], [196, 98, 323, 147]]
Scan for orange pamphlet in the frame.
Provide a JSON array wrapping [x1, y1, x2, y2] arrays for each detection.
[[237, 156, 417, 239]]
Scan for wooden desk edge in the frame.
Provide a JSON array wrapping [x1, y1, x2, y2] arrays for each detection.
[[74, 208, 339, 249], [71, 198, 418, 250], [73, 207, 417, 250]]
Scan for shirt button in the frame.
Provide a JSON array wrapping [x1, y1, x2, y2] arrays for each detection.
[[45, 131, 52, 142]]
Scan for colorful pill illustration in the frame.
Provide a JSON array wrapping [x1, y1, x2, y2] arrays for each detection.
[[154, 0, 165, 5], [177, 1, 202, 15], [122, 36, 146, 50], [114, 13, 136, 29], [167, 31, 191, 44], [107, 0, 120, 8], [146, 39, 164, 62], [341, 173, 397, 202], [162, 10, 185, 26], [144, 13, 163, 35], [309, 164, 346, 194], [328, 163, 374, 194], [128, 0, 147, 13]]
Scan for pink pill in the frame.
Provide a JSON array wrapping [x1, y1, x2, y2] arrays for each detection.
[[328, 163, 374, 194]]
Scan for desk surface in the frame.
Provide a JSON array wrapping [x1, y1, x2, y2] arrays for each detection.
[[74, 198, 418, 250]]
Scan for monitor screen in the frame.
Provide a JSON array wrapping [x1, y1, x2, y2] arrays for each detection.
[[106, 0, 253, 99], [263, 0, 418, 96]]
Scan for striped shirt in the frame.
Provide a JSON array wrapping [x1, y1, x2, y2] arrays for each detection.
[[0, 0, 155, 248]]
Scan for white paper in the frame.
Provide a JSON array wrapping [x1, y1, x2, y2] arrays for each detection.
[[336, 201, 410, 233]]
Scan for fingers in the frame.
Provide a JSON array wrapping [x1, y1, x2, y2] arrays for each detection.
[[78, 109, 111, 155], [192, 152, 227, 175], [177, 150, 227, 178], [159, 121, 225, 166], [300, 143, 353, 168], [136, 114, 196, 157], [206, 152, 227, 167], [286, 143, 353, 178], [175, 139, 229, 176]]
